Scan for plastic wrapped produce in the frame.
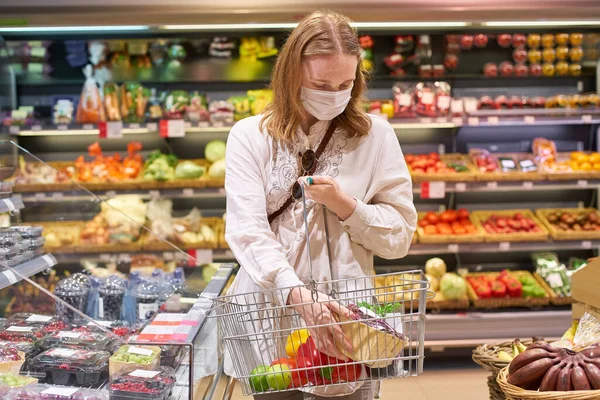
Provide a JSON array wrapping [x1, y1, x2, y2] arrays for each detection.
[[132, 279, 160, 324], [75, 65, 106, 124], [109, 366, 175, 400], [121, 83, 149, 123], [103, 83, 121, 122], [98, 276, 126, 321], [0, 326, 44, 343], [36, 329, 112, 352], [53, 278, 90, 323], [29, 348, 110, 386]]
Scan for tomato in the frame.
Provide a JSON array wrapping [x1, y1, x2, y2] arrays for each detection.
[[429, 152, 440, 161], [413, 168, 425, 173], [453, 226, 466, 235], [465, 225, 477, 234], [405, 154, 416, 164], [438, 226, 453, 235], [426, 167, 436, 174], [457, 208, 470, 221], [425, 212, 439, 224], [418, 219, 429, 228], [440, 210, 457, 223], [434, 161, 446, 169], [424, 225, 437, 234]]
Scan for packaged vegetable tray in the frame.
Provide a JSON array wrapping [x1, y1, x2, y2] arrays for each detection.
[[109, 345, 161, 377], [29, 347, 110, 387], [5, 384, 108, 399], [109, 366, 175, 400], [35, 329, 112, 352], [0, 326, 45, 343]]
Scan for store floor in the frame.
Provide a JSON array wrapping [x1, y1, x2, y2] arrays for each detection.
[[209, 366, 490, 400]]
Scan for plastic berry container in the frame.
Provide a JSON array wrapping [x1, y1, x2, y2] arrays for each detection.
[[6, 384, 108, 399], [8, 314, 60, 327], [7, 226, 43, 239], [0, 246, 19, 263], [98, 276, 127, 322], [25, 237, 44, 252], [0, 232, 20, 248], [53, 278, 90, 323], [36, 329, 112, 352], [133, 280, 160, 324], [75, 320, 132, 338], [109, 366, 175, 400], [0, 326, 45, 343], [29, 347, 110, 387]]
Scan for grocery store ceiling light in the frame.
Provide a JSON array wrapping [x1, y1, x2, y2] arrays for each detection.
[[161, 21, 468, 31], [483, 20, 600, 27], [0, 25, 149, 33]]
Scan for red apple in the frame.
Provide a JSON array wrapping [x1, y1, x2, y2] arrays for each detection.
[[497, 34, 512, 48], [529, 63, 542, 76], [499, 62, 514, 77], [512, 34, 526, 48], [474, 34, 489, 48], [513, 48, 527, 64], [461, 35, 474, 50], [483, 62, 498, 77], [514, 64, 528, 76]]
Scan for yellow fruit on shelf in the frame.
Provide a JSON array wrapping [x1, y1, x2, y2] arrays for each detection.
[[590, 153, 600, 164], [580, 162, 593, 171], [571, 152, 588, 163], [285, 329, 310, 358], [570, 160, 580, 170]]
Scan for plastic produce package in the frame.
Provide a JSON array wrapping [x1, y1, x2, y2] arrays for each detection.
[[573, 312, 600, 350], [533, 252, 571, 297], [76, 65, 106, 124], [109, 366, 175, 400], [35, 329, 112, 352], [121, 82, 149, 123], [29, 347, 110, 386]]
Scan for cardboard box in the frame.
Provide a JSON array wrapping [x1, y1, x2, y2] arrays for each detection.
[[571, 258, 600, 309], [572, 301, 600, 320]]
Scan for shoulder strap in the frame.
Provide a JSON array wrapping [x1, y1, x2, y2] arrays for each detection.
[[267, 121, 337, 224]]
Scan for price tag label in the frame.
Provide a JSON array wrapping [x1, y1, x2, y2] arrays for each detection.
[[182, 188, 194, 197], [163, 252, 175, 261], [499, 242, 511, 251], [8, 126, 19, 135], [487, 116, 500, 125], [88, 320, 112, 327], [436, 117, 448, 123], [31, 125, 42, 131], [27, 314, 52, 323], [577, 180, 588, 187], [129, 370, 160, 378], [455, 183, 467, 192], [82, 124, 94, 130], [128, 346, 154, 356], [187, 249, 214, 267], [197, 121, 210, 128], [7, 326, 33, 332], [522, 181, 534, 190], [34, 192, 46, 201], [146, 122, 158, 131], [99, 254, 113, 262], [128, 123, 141, 129], [149, 190, 160, 199], [524, 115, 536, 124], [51, 192, 64, 200], [420, 181, 446, 199], [98, 121, 123, 139], [57, 124, 68, 131], [218, 188, 226, 195], [42, 387, 79, 396], [582, 115, 593, 123], [58, 331, 82, 339], [106, 190, 116, 199], [451, 117, 463, 126], [41, 254, 56, 267], [447, 244, 459, 253], [159, 119, 185, 138], [582, 241, 592, 249], [467, 117, 480, 126]]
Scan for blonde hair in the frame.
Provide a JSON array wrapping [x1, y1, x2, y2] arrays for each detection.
[[260, 10, 371, 142]]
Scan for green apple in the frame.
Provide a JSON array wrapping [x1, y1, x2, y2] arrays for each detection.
[[249, 365, 270, 393], [266, 364, 292, 391]]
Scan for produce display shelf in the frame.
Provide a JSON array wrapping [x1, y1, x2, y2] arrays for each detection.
[[6, 111, 600, 138], [14, 179, 600, 204], [52, 249, 236, 264], [408, 239, 600, 255], [0, 254, 57, 290]]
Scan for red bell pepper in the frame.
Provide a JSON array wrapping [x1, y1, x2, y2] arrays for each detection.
[[474, 285, 492, 298], [491, 281, 507, 298], [296, 337, 360, 385], [331, 363, 362, 383], [505, 279, 523, 297]]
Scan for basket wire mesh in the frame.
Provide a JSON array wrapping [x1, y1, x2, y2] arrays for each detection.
[[211, 183, 431, 395]]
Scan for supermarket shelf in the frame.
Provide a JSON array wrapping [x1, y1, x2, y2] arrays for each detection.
[[52, 249, 235, 263], [424, 310, 571, 345], [408, 240, 600, 255], [13, 179, 600, 204], [0, 254, 57, 290]]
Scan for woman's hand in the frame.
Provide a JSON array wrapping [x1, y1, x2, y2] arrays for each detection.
[[288, 287, 353, 360], [298, 176, 357, 220]]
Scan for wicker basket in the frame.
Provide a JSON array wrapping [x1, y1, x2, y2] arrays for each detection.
[[471, 210, 549, 243], [409, 154, 478, 183], [473, 340, 534, 400], [416, 211, 485, 244], [497, 366, 600, 400], [535, 208, 600, 241], [472, 153, 546, 182], [10, 161, 76, 193], [543, 152, 600, 181], [533, 273, 574, 306], [466, 271, 550, 309], [427, 298, 470, 310]]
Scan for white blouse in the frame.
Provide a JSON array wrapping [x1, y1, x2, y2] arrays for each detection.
[[223, 114, 417, 396]]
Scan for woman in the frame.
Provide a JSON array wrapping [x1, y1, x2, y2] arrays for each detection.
[[224, 10, 417, 399]]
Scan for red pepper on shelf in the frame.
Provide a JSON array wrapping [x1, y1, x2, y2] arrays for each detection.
[[474, 285, 492, 299], [505, 279, 523, 298], [491, 281, 507, 298]]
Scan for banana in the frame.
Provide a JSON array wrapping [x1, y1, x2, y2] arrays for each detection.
[[508, 357, 557, 389], [498, 351, 513, 362], [557, 362, 574, 391], [562, 320, 579, 342], [509, 348, 556, 376], [539, 361, 564, 392], [583, 361, 600, 390], [514, 339, 527, 355], [572, 364, 592, 390]]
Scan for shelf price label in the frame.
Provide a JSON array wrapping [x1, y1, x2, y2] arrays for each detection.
[[486, 181, 498, 189], [581, 241, 592, 249], [159, 119, 185, 138], [467, 117, 480, 126], [420, 182, 446, 199], [454, 183, 467, 192], [487, 116, 500, 125], [577, 180, 588, 187], [187, 249, 213, 267], [447, 244, 459, 253], [499, 242, 511, 251], [82, 124, 95, 130], [582, 115, 593, 123], [451, 117, 463, 126], [8, 126, 19, 135], [128, 123, 141, 129], [98, 121, 123, 139], [522, 181, 534, 190], [31, 125, 42, 131], [524, 115, 536, 124]]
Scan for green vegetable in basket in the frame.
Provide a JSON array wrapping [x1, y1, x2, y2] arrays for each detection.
[[144, 150, 178, 181], [205, 140, 226, 163], [175, 161, 206, 179], [440, 273, 467, 300], [446, 162, 469, 173]]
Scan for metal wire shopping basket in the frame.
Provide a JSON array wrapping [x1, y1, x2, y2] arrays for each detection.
[[211, 185, 432, 396]]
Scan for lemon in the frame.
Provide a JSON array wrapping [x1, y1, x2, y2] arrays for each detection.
[[285, 329, 310, 358]]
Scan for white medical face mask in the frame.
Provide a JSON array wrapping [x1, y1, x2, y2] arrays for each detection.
[[300, 85, 353, 121]]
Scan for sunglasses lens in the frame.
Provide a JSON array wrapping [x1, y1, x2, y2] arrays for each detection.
[[292, 182, 302, 200], [302, 150, 316, 172]]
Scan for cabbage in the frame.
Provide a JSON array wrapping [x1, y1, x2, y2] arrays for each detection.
[[425, 257, 447, 279], [208, 159, 226, 179], [175, 161, 206, 179], [205, 140, 226, 163], [440, 273, 467, 300]]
